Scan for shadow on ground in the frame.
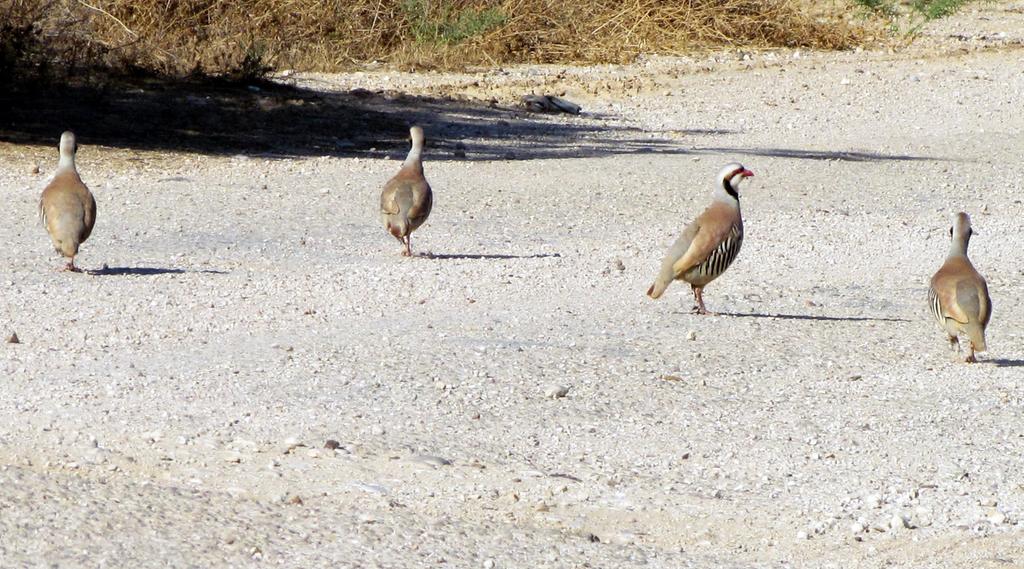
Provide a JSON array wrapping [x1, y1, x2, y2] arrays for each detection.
[[421, 252, 562, 260], [720, 311, 912, 323], [989, 358, 1024, 368], [89, 265, 227, 276], [0, 77, 948, 162]]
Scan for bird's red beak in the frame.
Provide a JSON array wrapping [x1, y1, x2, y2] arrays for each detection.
[[742, 169, 754, 177]]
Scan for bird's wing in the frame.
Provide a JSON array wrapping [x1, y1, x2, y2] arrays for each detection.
[[932, 267, 971, 325], [406, 180, 432, 224], [380, 178, 404, 215], [670, 205, 735, 276]]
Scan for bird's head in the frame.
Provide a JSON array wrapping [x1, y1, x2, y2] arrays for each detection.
[[950, 211, 975, 242], [409, 125, 425, 148], [59, 131, 78, 158], [717, 162, 754, 199]]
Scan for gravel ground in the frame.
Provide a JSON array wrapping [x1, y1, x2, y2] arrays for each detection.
[[1, 3, 1023, 568]]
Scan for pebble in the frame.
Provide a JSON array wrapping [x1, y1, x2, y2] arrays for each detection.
[[409, 454, 452, 467], [686, 330, 697, 341], [865, 493, 882, 508], [282, 437, 303, 454], [613, 259, 625, 271], [889, 513, 909, 531], [30, 164, 39, 175], [5, 332, 19, 344], [324, 439, 341, 450], [351, 482, 388, 495], [544, 385, 569, 399], [796, 530, 808, 540], [850, 521, 866, 534], [988, 511, 1007, 525]]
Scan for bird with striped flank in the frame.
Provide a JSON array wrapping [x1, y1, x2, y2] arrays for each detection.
[[380, 125, 433, 257], [647, 162, 753, 315], [928, 212, 991, 363], [39, 131, 96, 272]]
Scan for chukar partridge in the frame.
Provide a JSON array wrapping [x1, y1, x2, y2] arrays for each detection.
[[928, 212, 991, 363], [380, 125, 433, 256], [39, 131, 96, 272], [647, 162, 753, 315]]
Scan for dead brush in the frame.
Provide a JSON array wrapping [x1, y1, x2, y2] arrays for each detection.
[[3, 0, 863, 80]]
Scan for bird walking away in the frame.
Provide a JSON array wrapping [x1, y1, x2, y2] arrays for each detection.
[[39, 131, 96, 272], [928, 212, 992, 363], [380, 125, 433, 257], [647, 162, 754, 315]]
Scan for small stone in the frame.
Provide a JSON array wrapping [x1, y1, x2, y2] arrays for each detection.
[[613, 259, 625, 271], [282, 437, 303, 454], [988, 511, 1007, 525], [865, 493, 882, 508], [535, 501, 550, 512], [410, 454, 452, 467], [324, 439, 341, 450], [351, 482, 387, 495], [5, 332, 19, 344], [686, 330, 697, 341], [889, 513, 909, 531], [288, 495, 303, 505], [544, 385, 569, 399], [850, 521, 866, 534], [30, 164, 40, 175], [796, 530, 808, 540]]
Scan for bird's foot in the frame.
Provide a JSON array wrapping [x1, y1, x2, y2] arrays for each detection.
[[964, 353, 978, 363], [61, 263, 82, 273], [690, 305, 717, 316]]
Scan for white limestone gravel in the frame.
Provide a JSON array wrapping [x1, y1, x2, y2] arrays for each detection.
[[1, 3, 1023, 567]]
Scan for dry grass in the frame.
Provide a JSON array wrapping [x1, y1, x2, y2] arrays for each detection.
[[2, 0, 864, 83]]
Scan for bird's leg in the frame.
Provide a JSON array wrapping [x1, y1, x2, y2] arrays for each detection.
[[689, 285, 701, 313], [691, 286, 715, 316], [947, 334, 961, 361], [964, 342, 978, 363], [402, 236, 412, 257], [62, 257, 82, 273]]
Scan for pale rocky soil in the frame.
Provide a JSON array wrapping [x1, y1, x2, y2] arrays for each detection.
[[2, 2, 1024, 568]]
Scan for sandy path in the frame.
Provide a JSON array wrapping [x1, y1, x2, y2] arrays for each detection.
[[1, 3, 1023, 567]]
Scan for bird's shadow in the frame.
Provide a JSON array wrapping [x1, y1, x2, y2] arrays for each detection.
[[88, 266, 227, 276], [988, 359, 1024, 368], [419, 252, 561, 260], [718, 311, 911, 323]]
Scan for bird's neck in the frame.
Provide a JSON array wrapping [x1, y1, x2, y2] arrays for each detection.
[[712, 185, 740, 208], [402, 147, 423, 174], [947, 238, 969, 259], [57, 153, 76, 172]]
